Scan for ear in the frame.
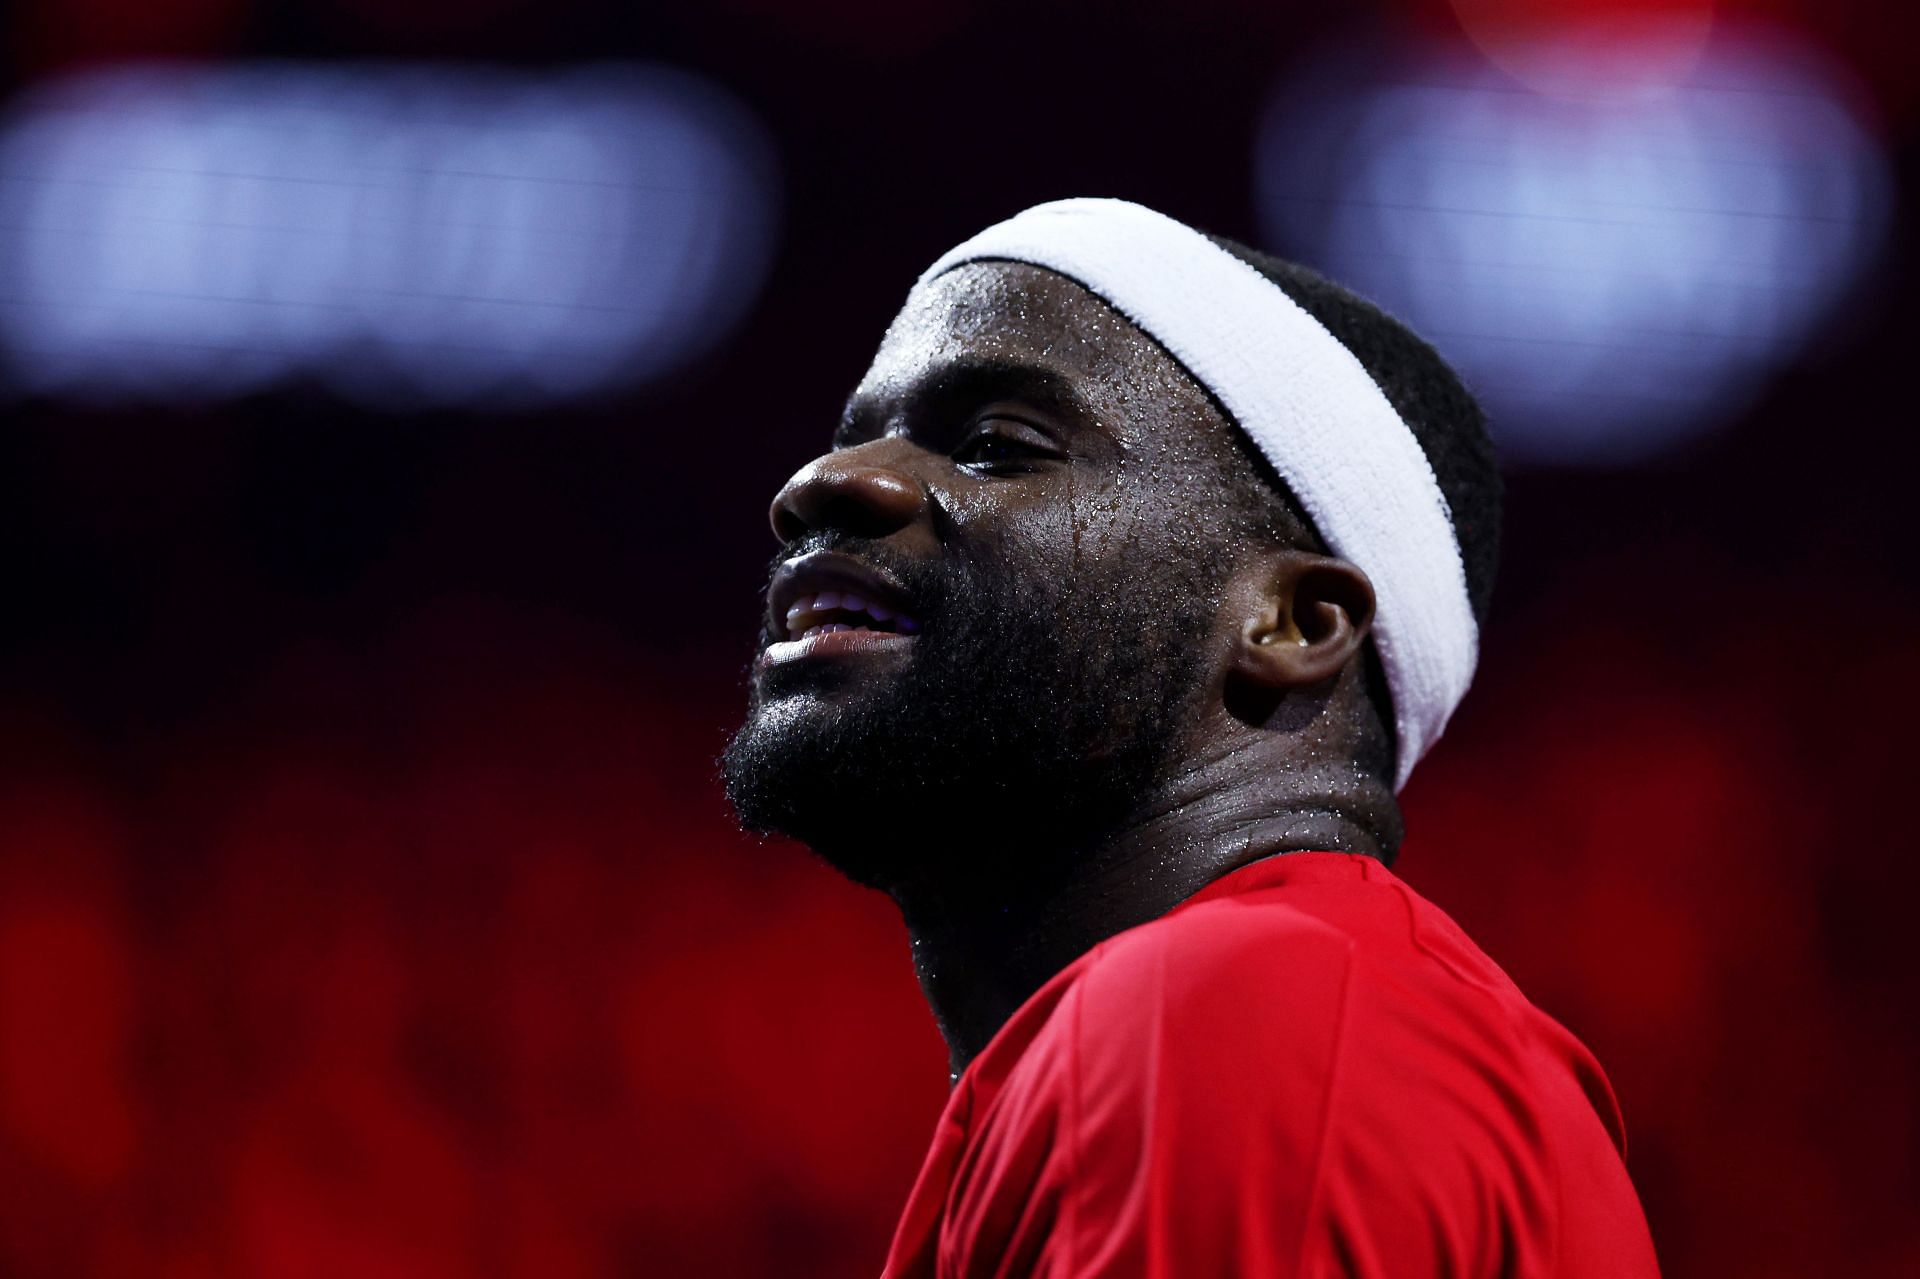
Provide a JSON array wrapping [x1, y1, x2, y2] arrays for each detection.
[[1228, 550, 1376, 692]]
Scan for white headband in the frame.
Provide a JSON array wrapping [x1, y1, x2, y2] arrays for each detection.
[[915, 198, 1477, 791]]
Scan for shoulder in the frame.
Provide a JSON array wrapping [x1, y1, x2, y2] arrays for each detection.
[[1083, 878, 1365, 993], [1060, 859, 1469, 1072], [1064, 886, 1363, 1091], [1033, 859, 1578, 1169], [945, 861, 1657, 1277], [1063, 856, 1544, 1066]]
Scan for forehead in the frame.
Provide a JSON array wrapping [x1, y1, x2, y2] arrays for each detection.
[[855, 262, 1228, 450]]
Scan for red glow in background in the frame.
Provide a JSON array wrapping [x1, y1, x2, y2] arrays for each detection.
[[1, 1, 1916, 1276]]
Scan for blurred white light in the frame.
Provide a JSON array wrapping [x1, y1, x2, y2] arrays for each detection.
[[1256, 24, 1892, 463], [0, 62, 779, 409]]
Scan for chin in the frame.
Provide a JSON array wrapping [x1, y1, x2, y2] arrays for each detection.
[[723, 692, 922, 878]]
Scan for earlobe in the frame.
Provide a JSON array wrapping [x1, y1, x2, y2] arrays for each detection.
[[1228, 552, 1375, 693]]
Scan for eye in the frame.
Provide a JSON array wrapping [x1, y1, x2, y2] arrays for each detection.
[[952, 417, 1061, 472]]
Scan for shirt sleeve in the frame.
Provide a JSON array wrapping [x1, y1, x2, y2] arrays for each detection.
[[937, 905, 1566, 1278]]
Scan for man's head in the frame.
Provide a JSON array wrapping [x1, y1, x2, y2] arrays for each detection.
[[723, 202, 1499, 890]]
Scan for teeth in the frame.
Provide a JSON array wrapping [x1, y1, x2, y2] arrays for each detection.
[[778, 588, 921, 638]]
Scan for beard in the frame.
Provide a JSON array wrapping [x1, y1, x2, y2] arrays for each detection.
[[721, 531, 1223, 893]]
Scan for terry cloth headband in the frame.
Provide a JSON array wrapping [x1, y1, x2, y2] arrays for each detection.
[[914, 197, 1478, 792]]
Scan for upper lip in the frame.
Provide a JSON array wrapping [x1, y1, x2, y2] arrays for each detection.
[[767, 550, 921, 641]]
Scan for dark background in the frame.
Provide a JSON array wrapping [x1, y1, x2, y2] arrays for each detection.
[[1, 0, 1916, 1275]]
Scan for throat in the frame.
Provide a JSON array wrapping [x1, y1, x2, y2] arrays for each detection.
[[885, 792, 1394, 1079], [895, 878, 1094, 1080], [887, 826, 1206, 1078]]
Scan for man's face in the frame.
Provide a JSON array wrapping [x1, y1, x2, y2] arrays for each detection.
[[723, 263, 1262, 890]]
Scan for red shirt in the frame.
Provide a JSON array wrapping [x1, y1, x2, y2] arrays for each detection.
[[880, 852, 1660, 1278]]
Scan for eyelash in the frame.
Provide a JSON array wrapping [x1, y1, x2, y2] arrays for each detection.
[[829, 416, 1061, 469], [953, 418, 1056, 471]]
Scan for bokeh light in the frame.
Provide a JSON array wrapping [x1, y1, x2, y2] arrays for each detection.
[[0, 63, 779, 410], [1256, 21, 1892, 463]]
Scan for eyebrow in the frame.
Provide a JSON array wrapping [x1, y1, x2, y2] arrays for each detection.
[[837, 355, 1100, 447]]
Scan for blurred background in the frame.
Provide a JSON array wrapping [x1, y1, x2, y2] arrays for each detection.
[[0, 0, 1913, 1274]]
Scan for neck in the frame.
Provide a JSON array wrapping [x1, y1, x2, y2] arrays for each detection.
[[887, 737, 1397, 1080]]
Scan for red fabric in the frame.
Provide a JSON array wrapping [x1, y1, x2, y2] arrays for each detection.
[[880, 852, 1660, 1278]]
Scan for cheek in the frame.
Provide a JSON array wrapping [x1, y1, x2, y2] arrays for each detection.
[[941, 474, 1147, 582], [1056, 465, 1205, 580], [964, 482, 1214, 648]]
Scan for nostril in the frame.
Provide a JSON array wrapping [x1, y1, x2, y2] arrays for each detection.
[[769, 498, 807, 545]]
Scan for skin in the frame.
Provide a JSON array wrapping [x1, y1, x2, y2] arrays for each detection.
[[730, 262, 1401, 1078]]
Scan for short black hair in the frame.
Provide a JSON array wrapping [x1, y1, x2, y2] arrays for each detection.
[[1204, 237, 1503, 628]]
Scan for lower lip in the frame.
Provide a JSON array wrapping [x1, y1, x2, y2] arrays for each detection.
[[759, 628, 919, 667]]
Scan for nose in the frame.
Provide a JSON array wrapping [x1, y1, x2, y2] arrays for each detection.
[[769, 451, 927, 545]]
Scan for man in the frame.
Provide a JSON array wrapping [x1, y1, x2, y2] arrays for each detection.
[[723, 199, 1659, 1276]]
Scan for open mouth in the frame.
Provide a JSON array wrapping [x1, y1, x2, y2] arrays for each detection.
[[782, 589, 920, 640], [762, 550, 924, 664]]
